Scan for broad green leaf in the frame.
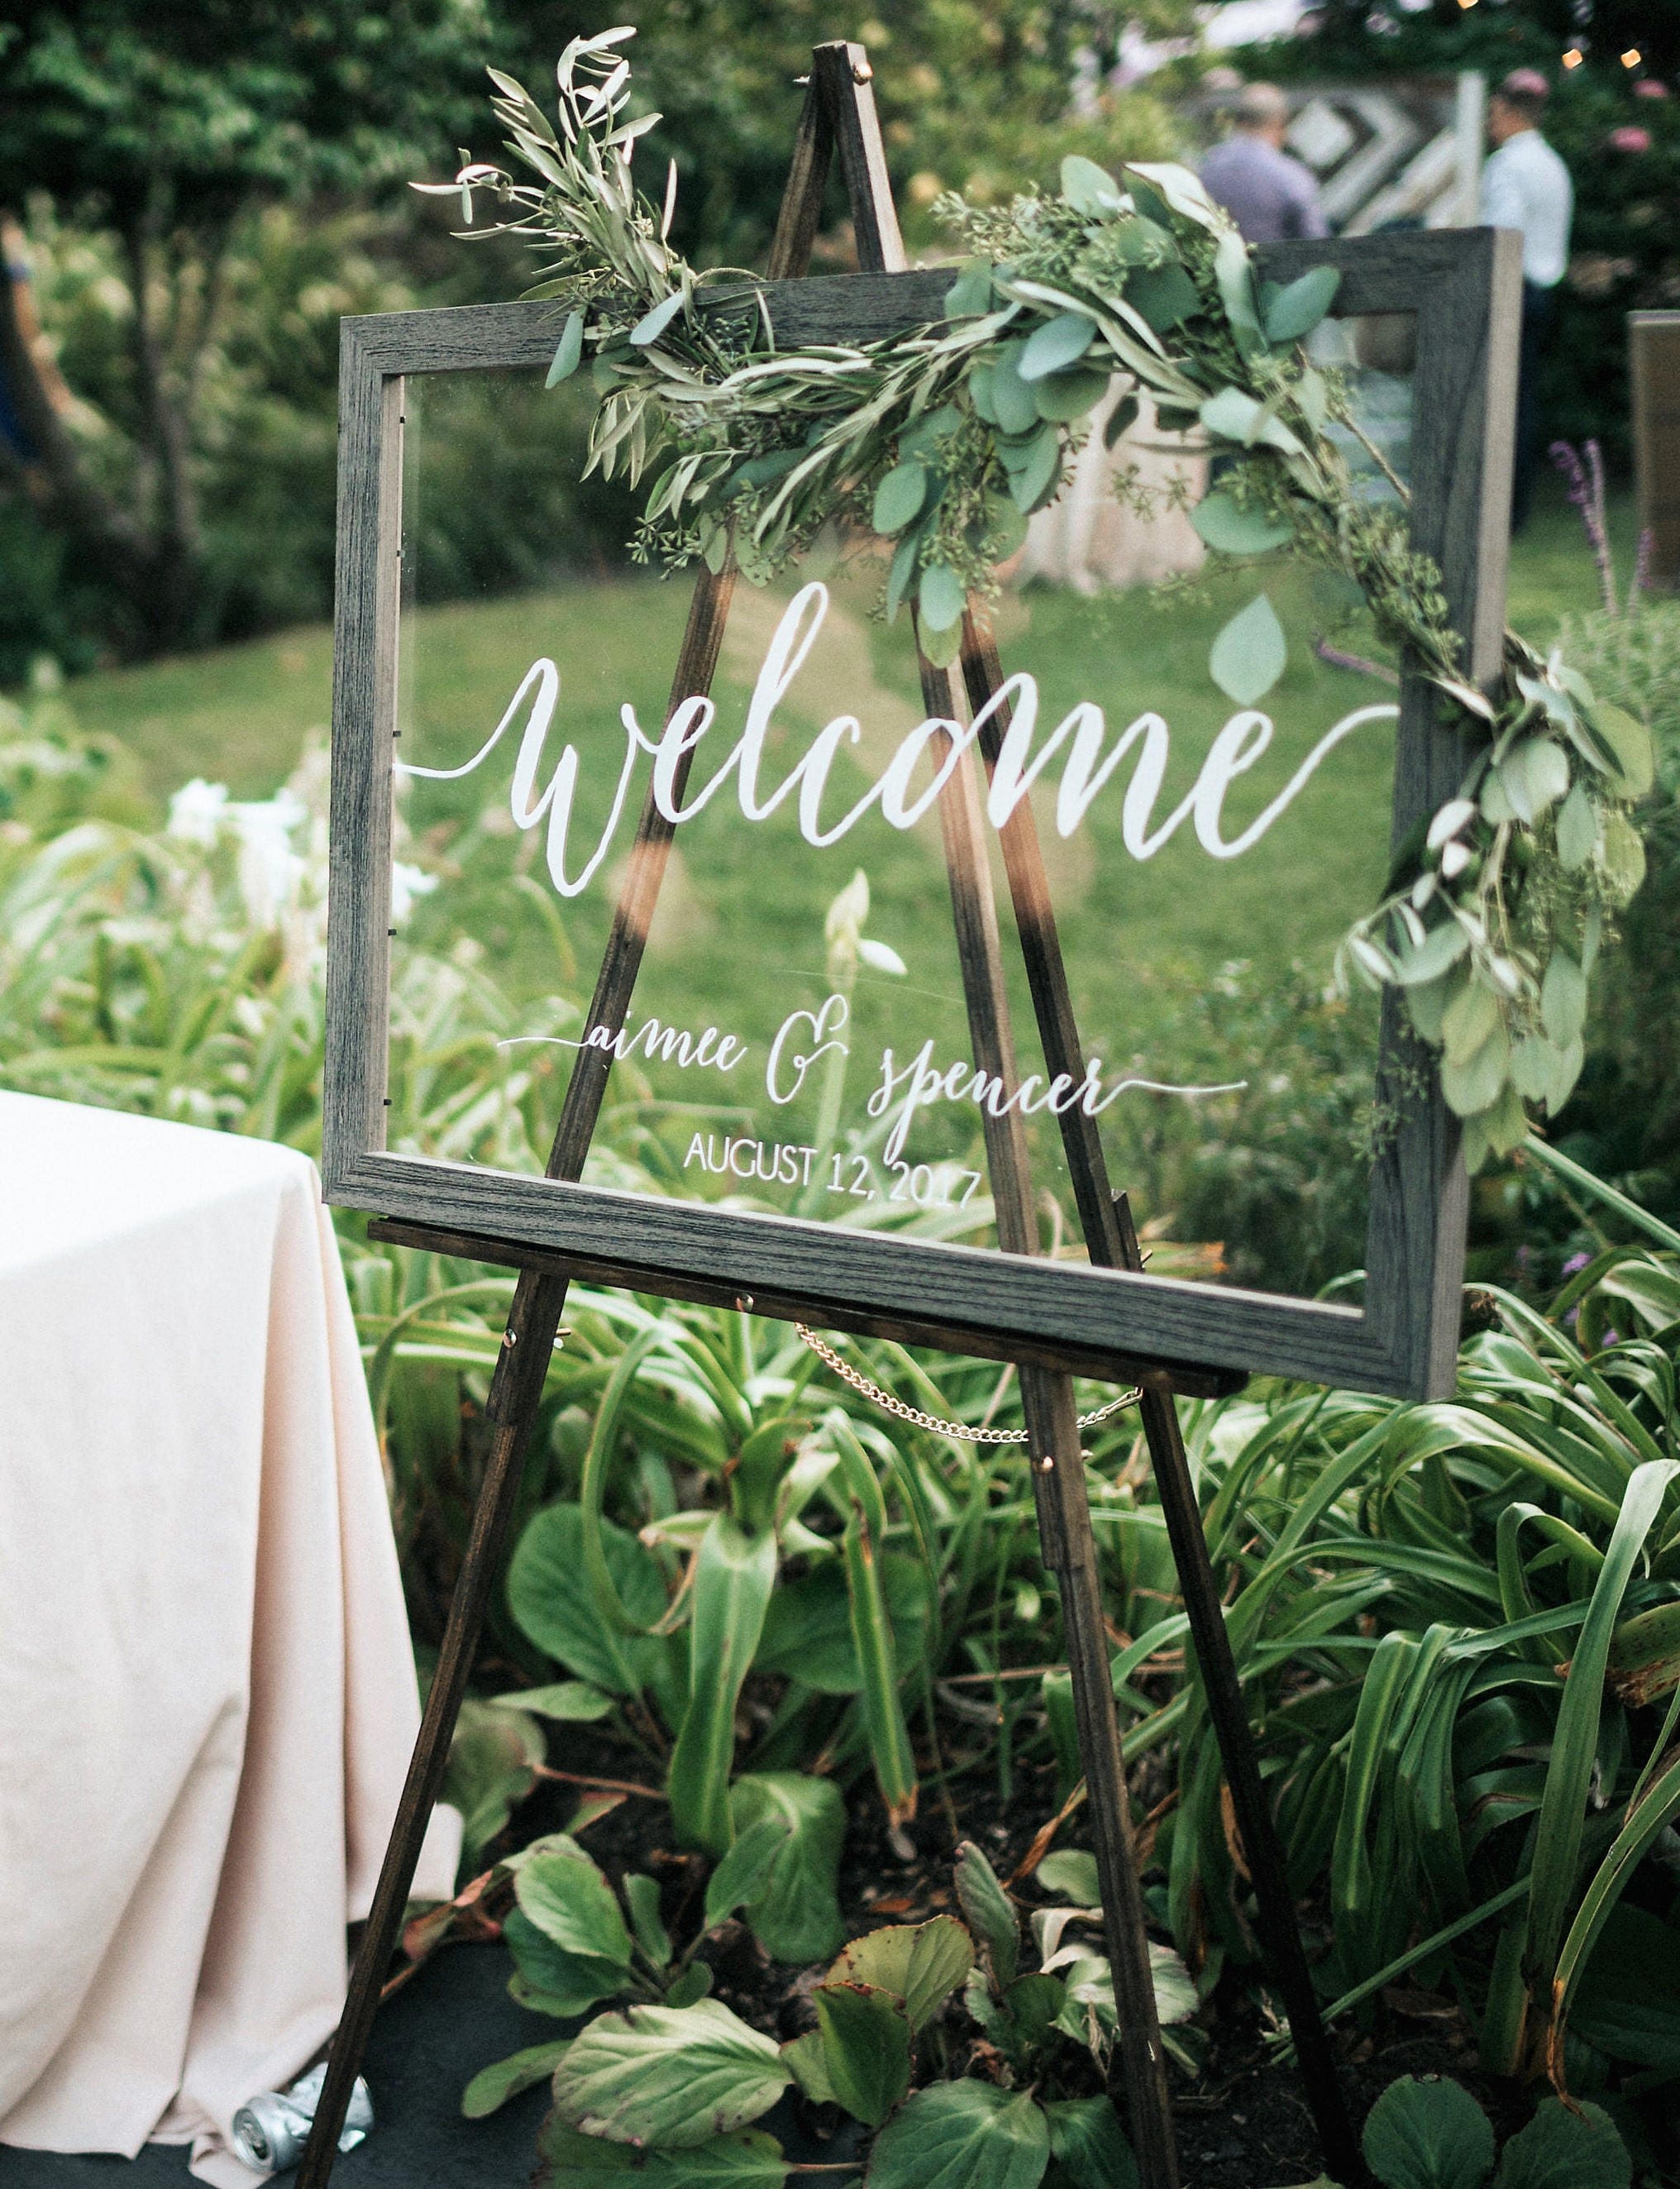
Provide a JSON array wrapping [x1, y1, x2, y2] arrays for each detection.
[[1265, 265, 1342, 344], [731, 1774, 846, 1964], [990, 347, 1041, 435], [955, 1840, 1020, 1986], [1036, 1851, 1101, 1906], [1208, 593, 1287, 705], [667, 1517, 778, 1854], [1004, 1972, 1067, 2046], [1554, 1752, 1680, 2059], [1491, 2101, 1630, 2189], [1441, 1023, 1510, 1118], [538, 2121, 791, 2185], [1044, 2097, 1138, 2189], [704, 1816, 790, 1929], [812, 1981, 911, 2126], [461, 2037, 569, 2118], [885, 522, 926, 624], [1125, 160, 1224, 230], [624, 1874, 671, 1968], [546, 310, 585, 386], [985, 493, 1030, 562], [443, 1699, 543, 1867], [551, 2000, 791, 2149], [1061, 155, 1124, 214], [1571, 1905, 1680, 2067], [1592, 701, 1654, 797], [1033, 367, 1109, 422], [666, 1962, 714, 2009], [781, 2029, 835, 2105], [1191, 492, 1291, 557], [1360, 2077, 1494, 2189], [754, 1557, 929, 1694], [873, 461, 931, 537], [1539, 951, 1586, 1050], [828, 1915, 976, 2029], [919, 561, 967, 633], [630, 290, 687, 347], [517, 1848, 635, 1967], [1199, 386, 1265, 444], [1019, 312, 1097, 381], [1598, 810, 1646, 897], [493, 1680, 616, 1723], [504, 1908, 630, 2017], [508, 1503, 669, 1696], [866, 2083, 1050, 2189]]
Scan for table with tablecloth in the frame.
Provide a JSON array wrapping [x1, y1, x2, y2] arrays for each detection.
[[0, 1092, 459, 2183]]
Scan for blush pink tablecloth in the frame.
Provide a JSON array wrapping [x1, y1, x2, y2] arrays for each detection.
[[0, 1092, 460, 2183]]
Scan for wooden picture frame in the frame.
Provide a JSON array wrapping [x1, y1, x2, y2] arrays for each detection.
[[323, 227, 1520, 1401]]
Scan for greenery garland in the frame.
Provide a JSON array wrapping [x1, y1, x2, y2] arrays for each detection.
[[423, 27, 1655, 1174]]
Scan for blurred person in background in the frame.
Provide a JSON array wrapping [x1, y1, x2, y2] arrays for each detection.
[[1200, 82, 1329, 245], [1481, 68, 1573, 532]]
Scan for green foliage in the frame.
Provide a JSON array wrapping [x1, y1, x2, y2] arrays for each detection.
[[1358, 2077, 1630, 2189], [549, 1999, 791, 2148]]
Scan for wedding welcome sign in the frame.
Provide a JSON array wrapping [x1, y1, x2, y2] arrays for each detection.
[[324, 229, 1515, 1403]]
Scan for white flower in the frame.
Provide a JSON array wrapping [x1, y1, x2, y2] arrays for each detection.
[[390, 862, 439, 925], [168, 778, 229, 844], [230, 792, 307, 930], [857, 937, 907, 976]]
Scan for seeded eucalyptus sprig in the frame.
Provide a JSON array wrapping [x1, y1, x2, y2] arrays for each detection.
[[423, 26, 1654, 1169]]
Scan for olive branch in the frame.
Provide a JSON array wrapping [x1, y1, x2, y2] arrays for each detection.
[[419, 27, 1655, 1173]]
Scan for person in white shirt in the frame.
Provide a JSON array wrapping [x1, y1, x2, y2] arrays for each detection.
[[1480, 68, 1574, 530]]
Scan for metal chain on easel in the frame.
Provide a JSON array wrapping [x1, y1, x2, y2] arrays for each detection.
[[794, 1322, 1140, 1444]]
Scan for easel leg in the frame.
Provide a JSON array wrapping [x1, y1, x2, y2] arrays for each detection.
[[298, 1268, 569, 2187], [1024, 1365, 1179, 2189]]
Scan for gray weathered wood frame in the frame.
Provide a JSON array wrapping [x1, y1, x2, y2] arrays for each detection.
[[324, 227, 1521, 1400]]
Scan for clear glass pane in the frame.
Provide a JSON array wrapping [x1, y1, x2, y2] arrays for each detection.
[[390, 324, 1414, 1301]]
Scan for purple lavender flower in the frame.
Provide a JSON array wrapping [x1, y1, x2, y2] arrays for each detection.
[[1549, 439, 1618, 614]]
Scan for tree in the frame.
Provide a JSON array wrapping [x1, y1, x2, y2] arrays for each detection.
[[0, 2, 497, 651]]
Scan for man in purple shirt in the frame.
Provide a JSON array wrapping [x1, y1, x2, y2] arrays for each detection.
[[1200, 84, 1329, 245]]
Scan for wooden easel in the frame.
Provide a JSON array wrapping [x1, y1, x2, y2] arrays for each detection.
[[301, 45, 1358, 2188]]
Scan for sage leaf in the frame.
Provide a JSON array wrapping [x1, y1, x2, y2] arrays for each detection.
[[1191, 491, 1291, 557], [811, 1981, 911, 2126], [866, 2082, 1051, 2189], [550, 2000, 791, 2149], [1208, 593, 1287, 705], [546, 310, 585, 385], [1019, 311, 1097, 380], [1360, 2075, 1494, 2189], [873, 461, 930, 537], [1264, 264, 1342, 345]]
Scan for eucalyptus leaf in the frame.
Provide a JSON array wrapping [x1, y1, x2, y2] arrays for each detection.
[[1264, 265, 1342, 345], [1033, 368, 1109, 423], [1061, 154, 1125, 214], [919, 561, 967, 633], [1102, 391, 1140, 448], [1213, 228, 1264, 352], [1556, 783, 1596, 871], [990, 347, 1041, 436], [1191, 492, 1291, 557], [1394, 922, 1471, 986], [1208, 593, 1287, 705], [1009, 428, 1062, 514], [943, 259, 995, 319], [873, 461, 930, 537], [1125, 262, 1199, 332], [1019, 312, 1097, 381], [1540, 951, 1586, 1050]]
